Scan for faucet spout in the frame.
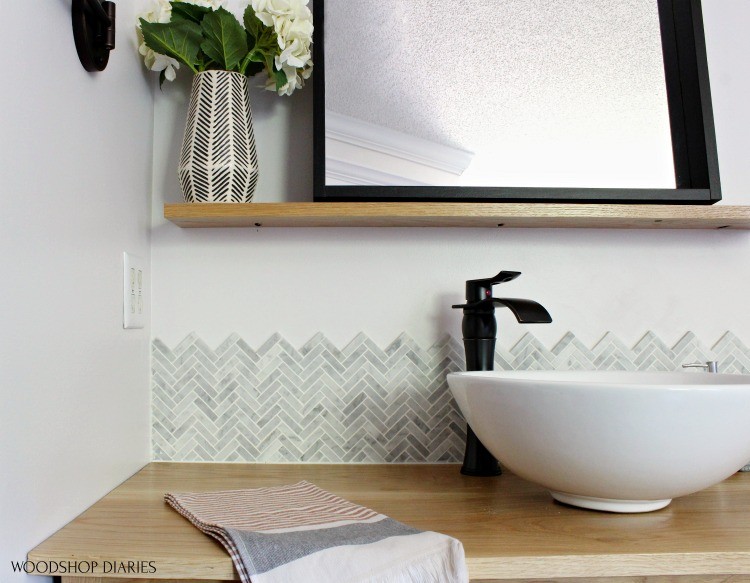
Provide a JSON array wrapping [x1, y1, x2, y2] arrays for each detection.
[[453, 297, 552, 324], [493, 298, 552, 324]]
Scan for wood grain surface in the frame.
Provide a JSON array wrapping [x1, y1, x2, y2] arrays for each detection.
[[58, 576, 750, 583], [163, 202, 750, 229], [30, 463, 750, 581]]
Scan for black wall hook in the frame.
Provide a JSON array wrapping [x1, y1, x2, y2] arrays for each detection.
[[72, 0, 116, 72]]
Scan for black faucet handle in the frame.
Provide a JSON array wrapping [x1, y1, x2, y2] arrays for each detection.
[[465, 270, 521, 302]]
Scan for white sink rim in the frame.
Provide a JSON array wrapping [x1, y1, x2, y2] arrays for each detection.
[[447, 370, 750, 513], [449, 369, 750, 386]]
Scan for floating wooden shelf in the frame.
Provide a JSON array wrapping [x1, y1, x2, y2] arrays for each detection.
[[164, 202, 750, 229]]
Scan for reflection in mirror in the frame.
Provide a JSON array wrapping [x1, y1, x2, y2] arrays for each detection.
[[314, 0, 720, 203], [325, 0, 673, 188]]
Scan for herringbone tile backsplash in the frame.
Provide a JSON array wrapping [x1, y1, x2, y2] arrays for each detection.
[[152, 331, 750, 463]]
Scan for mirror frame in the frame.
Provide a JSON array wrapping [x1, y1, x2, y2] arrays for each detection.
[[313, 0, 721, 204]]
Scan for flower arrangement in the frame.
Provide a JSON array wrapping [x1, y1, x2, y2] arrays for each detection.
[[137, 0, 313, 96]]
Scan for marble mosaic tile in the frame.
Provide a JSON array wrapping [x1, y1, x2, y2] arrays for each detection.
[[152, 331, 750, 463]]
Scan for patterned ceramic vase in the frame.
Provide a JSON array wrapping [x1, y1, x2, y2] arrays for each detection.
[[178, 70, 259, 203]]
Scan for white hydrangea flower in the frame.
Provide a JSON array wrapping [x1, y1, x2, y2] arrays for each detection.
[[252, 0, 312, 46], [137, 0, 178, 80], [138, 33, 181, 81], [182, 0, 226, 9], [275, 37, 310, 69], [275, 15, 313, 56], [251, 0, 307, 23], [139, 0, 172, 23], [253, 0, 312, 95], [265, 58, 312, 96]]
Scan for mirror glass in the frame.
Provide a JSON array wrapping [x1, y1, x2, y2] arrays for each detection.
[[322, 0, 676, 190]]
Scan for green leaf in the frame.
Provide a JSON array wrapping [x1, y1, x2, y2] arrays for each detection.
[[170, 2, 212, 24], [243, 5, 263, 42], [139, 19, 202, 73], [238, 49, 266, 76], [249, 49, 265, 63], [275, 67, 288, 92], [200, 7, 248, 71], [264, 53, 275, 75], [196, 52, 214, 71]]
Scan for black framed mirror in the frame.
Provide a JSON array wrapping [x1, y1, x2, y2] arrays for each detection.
[[313, 0, 720, 204]]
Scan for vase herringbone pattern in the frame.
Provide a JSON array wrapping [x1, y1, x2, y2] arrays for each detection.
[[152, 331, 750, 463], [179, 70, 259, 203]]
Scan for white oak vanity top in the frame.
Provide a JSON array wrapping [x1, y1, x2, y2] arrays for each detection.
[[28, 463, 750, 582]]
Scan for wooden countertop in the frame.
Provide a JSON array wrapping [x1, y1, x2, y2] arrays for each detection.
[[28, 463, 750, 581]]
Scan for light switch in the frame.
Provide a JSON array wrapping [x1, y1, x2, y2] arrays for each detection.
[[123, 253, 145, 329]]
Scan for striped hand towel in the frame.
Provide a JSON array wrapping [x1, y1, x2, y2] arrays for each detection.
[[166, 481, 468, 583]]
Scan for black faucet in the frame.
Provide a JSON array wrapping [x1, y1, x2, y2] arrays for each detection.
[[452, 270, 552, 476]]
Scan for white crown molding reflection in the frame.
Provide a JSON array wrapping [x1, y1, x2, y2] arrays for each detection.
[[325, 110, 474, 177], [325, 159, 428, 186]]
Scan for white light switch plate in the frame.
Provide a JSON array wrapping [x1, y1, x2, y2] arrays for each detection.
[[123, 252, 145, 329]]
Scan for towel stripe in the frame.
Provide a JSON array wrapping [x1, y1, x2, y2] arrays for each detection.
[[169, 481, 378, 532], [165, 481, 469, 583], [226, 518, 422, 575]]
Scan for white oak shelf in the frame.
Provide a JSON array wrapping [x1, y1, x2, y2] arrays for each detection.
[[164, 202, 750, 229]]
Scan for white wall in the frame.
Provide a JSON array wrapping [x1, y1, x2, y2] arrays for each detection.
[[151, 3, 750, 353], [0, 2, 154, 580]]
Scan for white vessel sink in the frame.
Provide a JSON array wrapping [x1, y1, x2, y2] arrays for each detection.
[[447, 370, 750, 513]]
